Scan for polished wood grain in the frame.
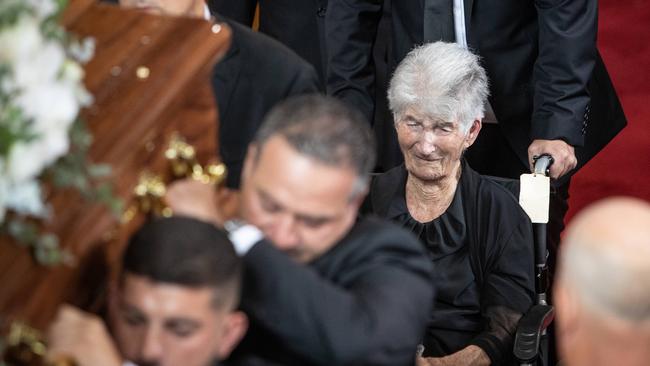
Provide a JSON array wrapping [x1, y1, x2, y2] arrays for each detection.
[[0, 0, 232, 331]]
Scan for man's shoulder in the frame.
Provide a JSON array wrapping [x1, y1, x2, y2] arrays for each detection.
[[311, 216, 433, 289]]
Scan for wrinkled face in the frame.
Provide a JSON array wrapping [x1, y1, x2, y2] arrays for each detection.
[[395, 107, 480, 182], [110, 274, 245, 366], [118, 0, 204, 16], [240, 135, 362, 263]]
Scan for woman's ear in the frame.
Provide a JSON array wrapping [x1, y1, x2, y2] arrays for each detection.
[[464, 119, 482, 148]]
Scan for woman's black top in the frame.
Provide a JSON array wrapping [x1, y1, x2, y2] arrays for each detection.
[[363, 161, 535, 364]]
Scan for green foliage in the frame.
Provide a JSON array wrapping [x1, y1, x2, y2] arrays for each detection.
[[0, 105, 37, 157], [0, 65, 38, 157], [1, 219, 72, 266], [47, 119, 124, 217], [0, 1, 29, 30]]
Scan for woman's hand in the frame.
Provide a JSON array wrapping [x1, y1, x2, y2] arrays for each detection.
[[416, 345, 491, 366]]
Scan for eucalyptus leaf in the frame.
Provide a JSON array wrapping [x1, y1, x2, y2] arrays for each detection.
[[37, 233, 59, 250], [35, 244, 61, 266], [7, 220, 39, 245], [88, 164, 112, 178]]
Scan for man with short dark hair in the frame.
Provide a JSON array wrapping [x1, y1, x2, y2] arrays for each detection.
[[167, 94, 435, 366], [47, 217, 247, 366]]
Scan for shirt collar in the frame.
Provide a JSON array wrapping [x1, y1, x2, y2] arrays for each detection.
[[203, 4, 211, 20]]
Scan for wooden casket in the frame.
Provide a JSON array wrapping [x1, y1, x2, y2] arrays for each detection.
[[0, 0, 232, 347]]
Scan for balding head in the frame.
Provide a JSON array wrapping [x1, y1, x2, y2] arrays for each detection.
[[555, 197, 650, 366]]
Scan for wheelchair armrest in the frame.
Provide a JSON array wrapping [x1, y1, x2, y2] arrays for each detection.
[[513, 304, 555, 363]]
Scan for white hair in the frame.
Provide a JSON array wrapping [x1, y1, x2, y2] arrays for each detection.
[[388, 42, 489, 133]]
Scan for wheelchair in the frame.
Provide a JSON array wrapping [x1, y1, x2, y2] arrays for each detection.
[[513, 155, 555, 366], [489, 155, 556, 366]]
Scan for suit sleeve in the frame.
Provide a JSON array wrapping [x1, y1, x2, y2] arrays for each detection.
[[240, 235, 434, 365], [530, 0, 598, 147], [284, 60, 323, 94], [325, 0, 383, 122], [208, 0, 257, 25]]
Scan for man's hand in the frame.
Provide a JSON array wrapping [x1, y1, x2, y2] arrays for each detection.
[[416, 345, 491, 366], [165, 178, 223, 226], [528, 139, 577, 179], [47, 305, 122, 366]]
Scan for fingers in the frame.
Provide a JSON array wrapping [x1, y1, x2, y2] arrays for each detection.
[[528, 139, 577, 179], [47, 305, 94, 363], [48, 304, 86, 341], [47, 305, 122, 366], [165, 178, 223, 225], [416, 356, 442, 366], [549, 153, 577, 179]]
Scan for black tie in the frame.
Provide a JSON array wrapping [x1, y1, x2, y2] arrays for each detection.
[[424, 0, 456, 43]]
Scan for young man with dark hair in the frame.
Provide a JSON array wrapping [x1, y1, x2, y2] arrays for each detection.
[[47, 217, 247, 366]]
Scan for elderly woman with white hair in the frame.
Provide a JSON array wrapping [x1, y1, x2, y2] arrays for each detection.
[[363, 42, 535, 365]]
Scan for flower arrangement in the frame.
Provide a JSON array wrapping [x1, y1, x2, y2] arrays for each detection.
[[0, 0, 120, 265]]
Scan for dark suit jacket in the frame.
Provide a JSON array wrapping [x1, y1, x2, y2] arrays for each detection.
[[213, 19, 321, 188], [225, 217, 435, 366], [210, 0, 328, 84], [326, 0, 626, 182]]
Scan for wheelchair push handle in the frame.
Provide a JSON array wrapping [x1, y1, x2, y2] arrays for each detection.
[[533, 154, 554, 177]]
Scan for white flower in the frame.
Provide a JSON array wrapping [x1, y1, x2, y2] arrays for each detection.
[[0, 16, 43, 65], [5, 142, 48, 184], [40, 129, 71, 166], [5, 129, 72, 185], [12, 40, 65, 90], [4, 180, 48, 218], [0, 0, 96, 226], [68, 37, 96, 64], [61, 59, 84, 83], [16, 81, 80, 132], [60, 59, 94, 107]]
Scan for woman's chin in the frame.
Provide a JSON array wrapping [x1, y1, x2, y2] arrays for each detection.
[[408, 168, 445, 182]]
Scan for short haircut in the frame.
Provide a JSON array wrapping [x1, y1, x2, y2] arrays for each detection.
[[121, 216, 242, 309], [388, 42, 489, 133], [252, 94, 376, 199]]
